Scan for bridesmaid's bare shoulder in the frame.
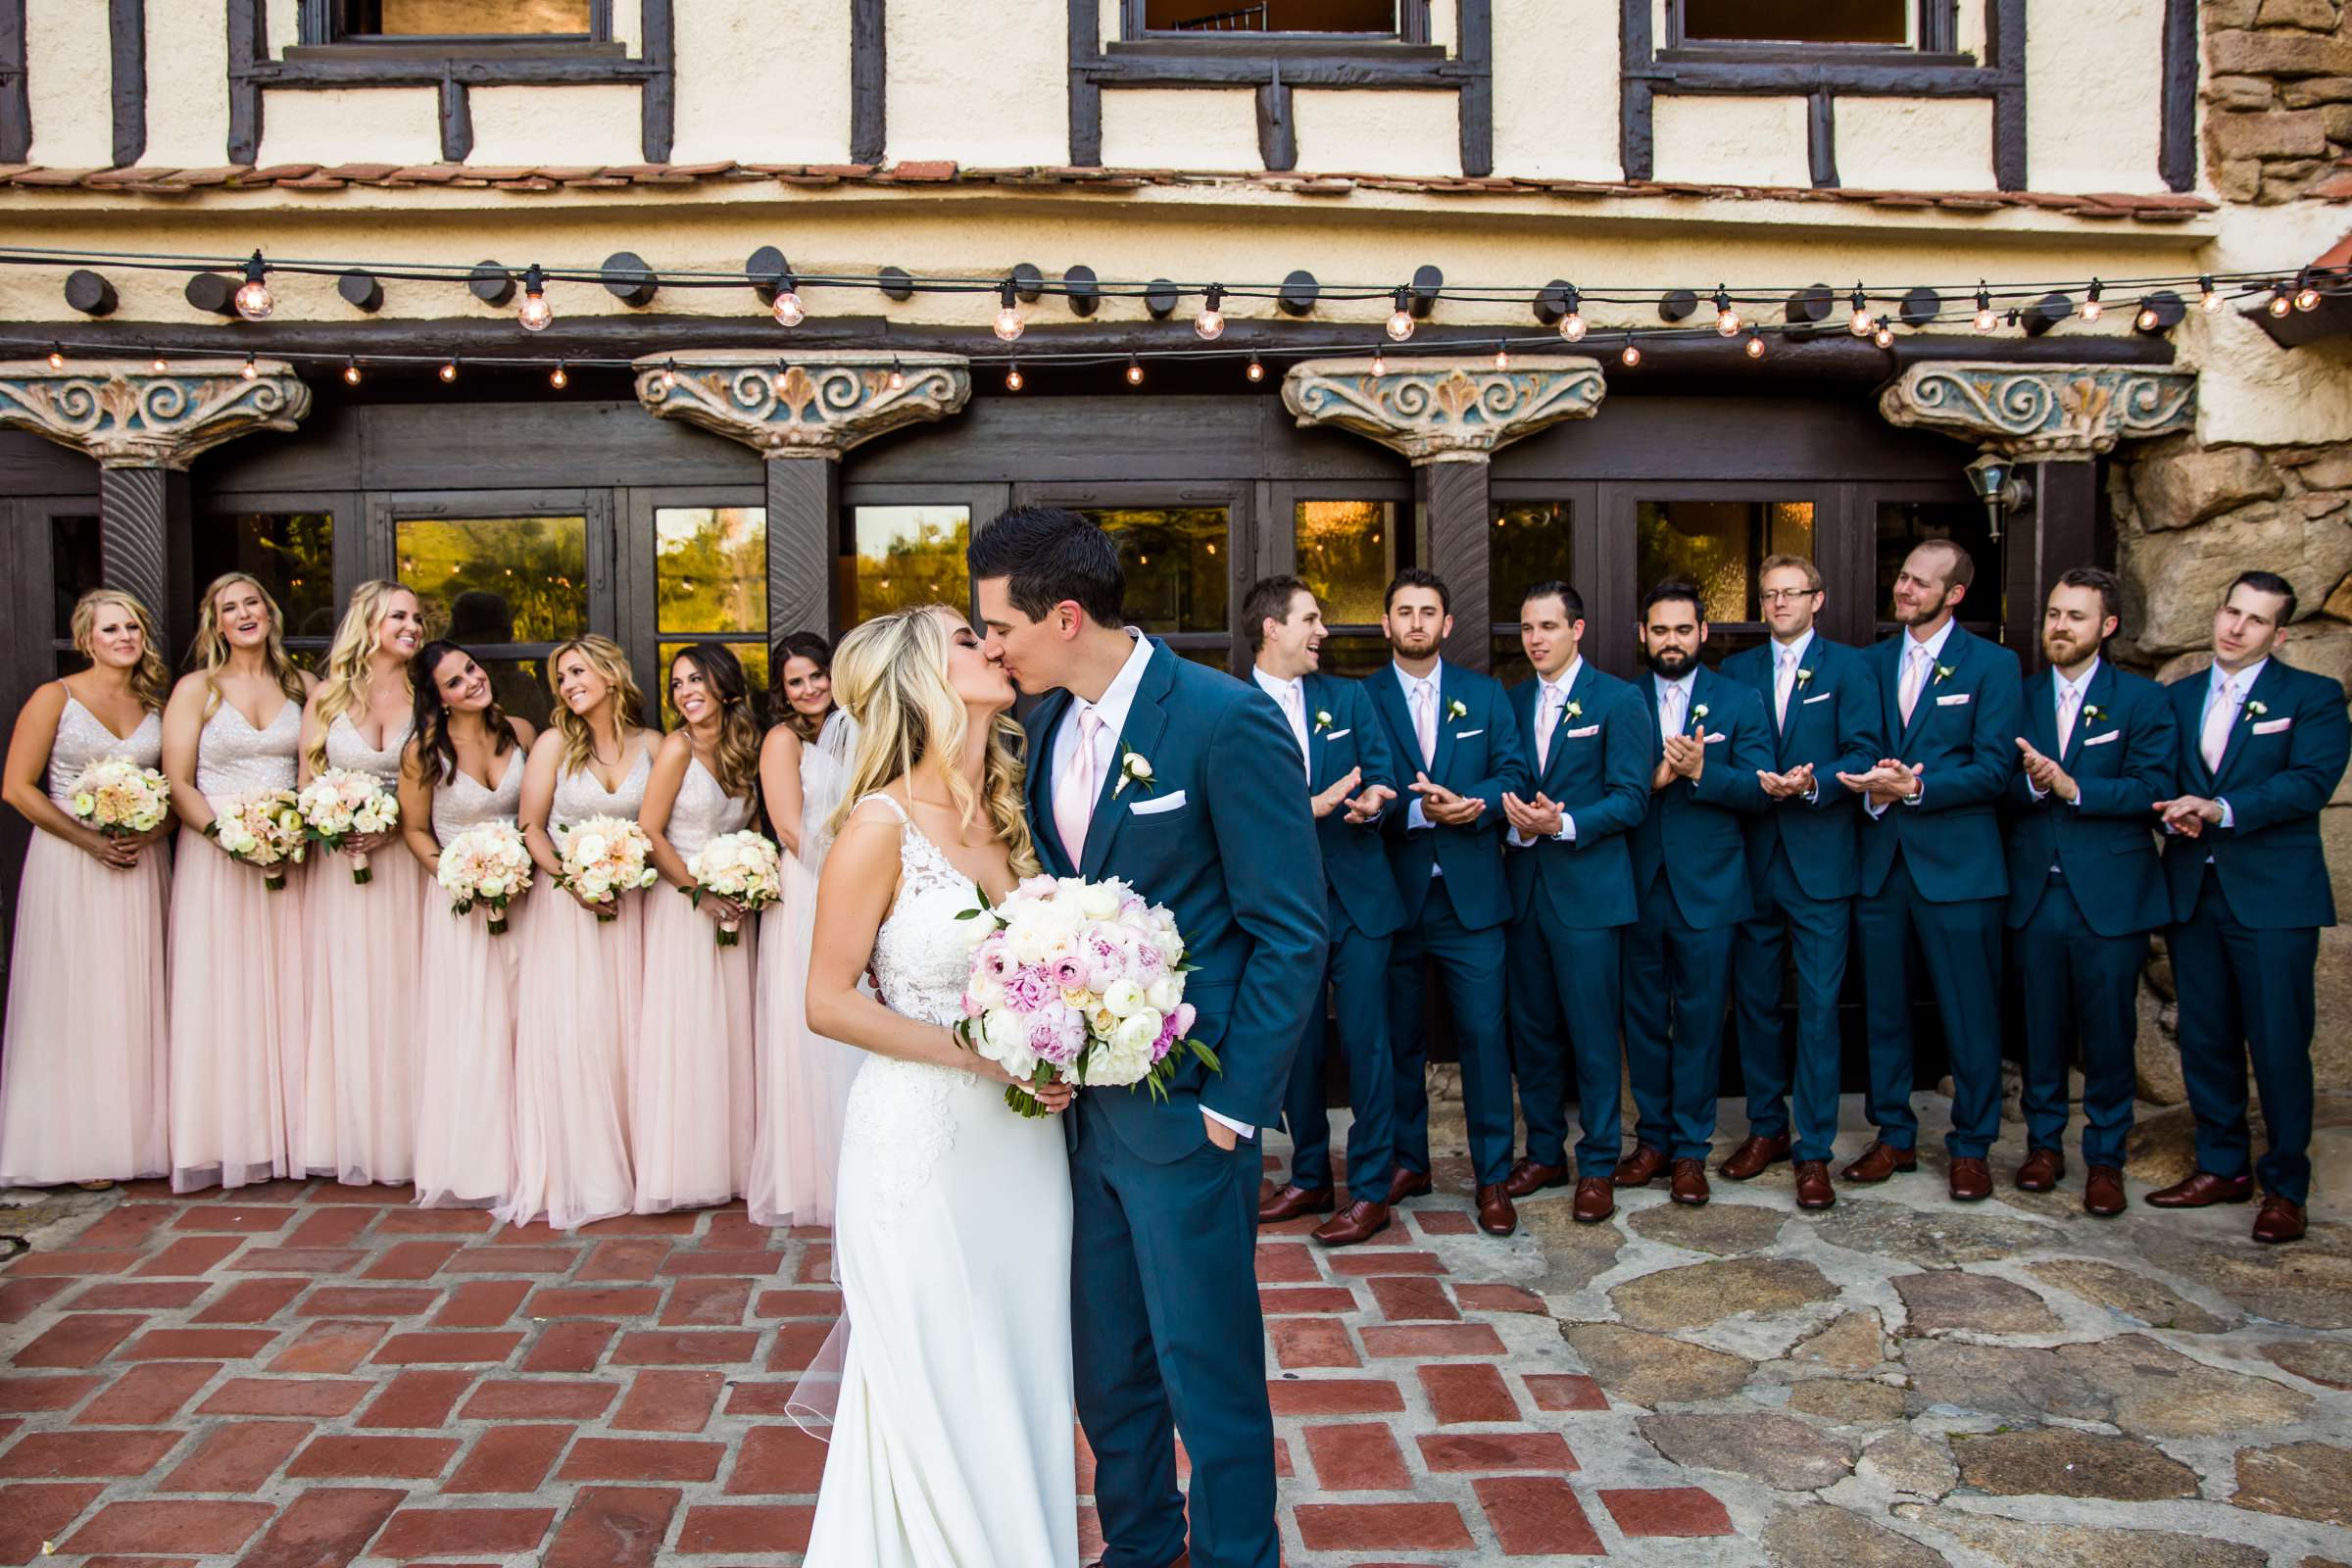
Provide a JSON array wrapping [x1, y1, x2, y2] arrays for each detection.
[[505, 715, 538, 750]]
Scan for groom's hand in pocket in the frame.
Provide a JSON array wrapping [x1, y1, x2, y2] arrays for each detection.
[[1202, 1112, 1239, 1151]]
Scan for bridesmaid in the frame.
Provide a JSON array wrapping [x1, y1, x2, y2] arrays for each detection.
[[774, 630, 837, 743], [161, 574, 317, 1193], [506, 635, 659, 1229], [0, 590, 173, 1188], [298, 580, 429, 1186], [400, 640, 536, 1211], [634, 645, 761, 1213]]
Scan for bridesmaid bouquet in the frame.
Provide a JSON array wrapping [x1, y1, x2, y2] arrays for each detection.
[[211, 788, 307, 892], [555, 813, 659, 923], [437, 821, 534, 936], [298, 768, 401, 885], [954, 874, 1214, 1118], [68, 756, 171, 838], [684, 829, 783, 948]]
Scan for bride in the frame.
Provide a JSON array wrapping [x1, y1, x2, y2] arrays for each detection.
[[802, 604, 1080, 1566]]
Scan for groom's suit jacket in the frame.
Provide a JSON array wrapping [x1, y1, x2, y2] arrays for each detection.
[[1026, 639, 1330, 1162]]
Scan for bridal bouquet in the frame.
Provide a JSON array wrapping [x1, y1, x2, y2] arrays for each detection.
[[68, 756, 171, 839], [684, 829, 782, 948], [437, 821, 533, 936], [211, 788, 307, 891], [555, 813, 659, 923], [955, 874, 1215, 1118], [298, 767, 400, 885]]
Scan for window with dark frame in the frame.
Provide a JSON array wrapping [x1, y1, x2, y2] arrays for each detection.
[[323, 0, 603, 41], [1668, 0, 1961, 52], [1140, 0, 1399, 33]]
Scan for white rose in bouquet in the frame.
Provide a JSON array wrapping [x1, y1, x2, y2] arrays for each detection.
[[297, 767, 401, 885], [684, 829, 783, 948]]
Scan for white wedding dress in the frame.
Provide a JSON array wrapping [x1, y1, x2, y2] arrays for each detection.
[[804, 793, 1079, 1568]]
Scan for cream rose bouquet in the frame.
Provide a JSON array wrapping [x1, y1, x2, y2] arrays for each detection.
[[297, 767, 400, 885], [437, 820, 533, 936], [209, 788, 307, 891], [68, 756, 171, 839], [684, 829, 783, 947], [954, 873, 1214, 1118], [555, 813, 659, 924]]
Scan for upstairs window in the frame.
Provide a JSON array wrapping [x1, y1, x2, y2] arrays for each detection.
[[325, 1, 602, 41], [1672, 0, 1949, 50], [1139, 1, 1404, 36]]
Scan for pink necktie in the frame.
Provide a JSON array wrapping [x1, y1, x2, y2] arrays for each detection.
[[1899, 646, 1929, 725], [2201, 677, 2236, 774], [1057, 709, 1102, 864], [1535, 684, 1560, 770], [1411, 682, 1436, 767], [2057, 685, 2081, 755], [1775, 648, 1796, 727]]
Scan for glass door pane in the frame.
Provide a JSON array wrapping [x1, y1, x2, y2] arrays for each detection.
[[1295, 498, 1398, 679], [842, 505, 972, 627], [1627, 494, 1821, 664], [1079, 506, 1230, 667], [653, 505, 769, 726]]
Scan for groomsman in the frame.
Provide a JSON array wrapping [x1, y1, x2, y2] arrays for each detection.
[[1837, 541, 2023, 1201], [1720, 555, 1880, 1211], [1245, 575, 1410, 1247], [1617, 578, 1773, 1206], [2004, 569, 2177, 1217], [1498, 581, 1649, 1223], [1369, 569, 1529, 1236], [2153, 571, 2350, 1244]]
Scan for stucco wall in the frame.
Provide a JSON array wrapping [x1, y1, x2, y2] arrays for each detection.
[[1650, 96, 1812, 188], [469, 85, 644, 167], [255, 87, 444, 168], [889, 0, 1065, 166], [670, 1, 852, 166], [2027, 0, 2168, 194], [1101, 89, 1262, 172], [1293, 90, 1461, 177], [1488, 0, 1620, 182], [142, 0, 232, 169], [24, 0, 112, 168], [1835, 99, 1995, 192]]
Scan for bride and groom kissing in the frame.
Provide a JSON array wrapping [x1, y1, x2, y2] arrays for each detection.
[[797, 506, 1327, 1567]]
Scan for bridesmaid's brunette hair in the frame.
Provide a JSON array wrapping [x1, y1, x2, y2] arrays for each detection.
[[771, 630, 836, 743], [546, 634, 646, 775], [187, 572, 307, 720], [307, 579, 418, 772], [827, 605, 1037, 875], [69, 589, 172, 712], [671, 644, 761, 799], [411, 639, 517, 787]]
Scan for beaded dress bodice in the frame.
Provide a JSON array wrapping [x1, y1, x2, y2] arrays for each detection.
[[195, 698, 299, 802], [550, 743, 652, 832], [665, 757, 755, 858], [325, 712, 411, 787], [430, 747, 522, 841], [46, 696, 162, 808]]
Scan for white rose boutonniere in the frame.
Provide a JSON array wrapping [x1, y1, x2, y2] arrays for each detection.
[[1312, 709, 1334, 734], [1934, 662, 1956, 686], [1559, 700, 1582, 727], [1690, 703, 1710, 736], [1794, 666, 1814, 688], [1446, 698, 1468, 724], [2242, 700, 2269, 724], [2082, 704, 2107, 727], [1111, 744, 1156, 799]]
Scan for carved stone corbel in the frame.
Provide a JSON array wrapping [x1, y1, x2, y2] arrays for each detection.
[[1877, 362, 2197, 460], [1281, 357, 1607, 465]]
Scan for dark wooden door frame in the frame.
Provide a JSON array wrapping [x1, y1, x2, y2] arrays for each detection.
[[617, 482, 764, 687], [1012, 478, 1254, 673], [362, 486, 619, 675]]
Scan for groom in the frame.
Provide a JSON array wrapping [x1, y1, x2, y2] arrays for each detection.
[[971, 508, 1328, 1568]]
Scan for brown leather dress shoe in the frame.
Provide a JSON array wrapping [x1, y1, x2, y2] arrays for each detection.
[[1613, 1145, 1669, 1187], [1257, 1182, 1336, 1224], [1088, 1554, 1188, 1568], [1572, 1176, 1616, 1224], [1501, 1157, 1571, 1200], [1792, 1159, 1836, 1210], [1669, 1157, 1710, 1206], [1947, 1156, 1992, 1201], [2016, 1148, 2066, 1193], [1719, 1133, 1791, 1182], [1475, 1183, 1518, 1237], [1312, 1199, 1392, 1248], [2082, 1165, 2126, 1217], [1385, 1166, 1435, 1205], [1839, 1141, 1918, 1183], [2252, 1196, 2308, 1244], [2145, 1170, 2254, 1207]]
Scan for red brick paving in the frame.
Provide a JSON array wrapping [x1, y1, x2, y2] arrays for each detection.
[[0, 1177, 1736, 1561]]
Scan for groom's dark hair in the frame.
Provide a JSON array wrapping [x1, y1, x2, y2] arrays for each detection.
[[968, 506, 1125, 627]]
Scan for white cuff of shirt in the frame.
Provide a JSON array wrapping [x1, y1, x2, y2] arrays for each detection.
[[2218, 798, 2234, 831], [1865, 796, 1889, 819], [1406, 798, 1431, 832], [1902, 782, 1925, 808], [1202, 1106, 1254, 1140], [1556, 814, 1575, 842]]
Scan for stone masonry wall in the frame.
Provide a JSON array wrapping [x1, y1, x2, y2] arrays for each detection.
[[2205, 0, 2352, 203]]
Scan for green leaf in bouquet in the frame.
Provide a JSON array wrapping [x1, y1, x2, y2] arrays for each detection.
[[1190, 1039, 1222, 1074]]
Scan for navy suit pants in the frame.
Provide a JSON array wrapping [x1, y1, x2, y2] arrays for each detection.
[[1387, 877, 1515, 1188], [1277, 921, 1396, 1199], [1854, 853, 2005, 1156], [1623, 879, 1735, 1161], [2169, 870, 2318, 1204], [1730, 847, 1848, 1163], [1503, 906, 1625, 1176], [2016, 873, 2147, 1171]]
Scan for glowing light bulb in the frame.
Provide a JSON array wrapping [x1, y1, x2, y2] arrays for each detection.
[[1974, 286, 1996, 333], [44, 344, 63, 369], [2269, 286, 2293, 318], [148, 352, 168, 373], [1873, 321, 1895, 349], [1386, 287, 1414, 342], [1849, 287, 1872, 336], [1559, 310, 1587, 343], [1493, 342, 1511, 370], [2081, 280, 2104, 321], [438, 360, 458, 383], [772, 286, 806, 327], [1004, 364, 1024, 391], [234, 252, 273, 321], [660, 359, 678, 389], [1714, 288, 1740, 337], [1743, 333, 1765, 360], [992, 280, 1023, 342], [342, 359, 362, 385], [1124, 356, 1144, 386], [1194, 284, 1225, 341], [550, 362, 568, 389], [2296, 280, 2323, 312], [517, 264, 553, 332], [2136, 306, 2161, 332], [2199, 275, 2224, 314], [1246, 355, 1264, 383], [887, 359, 906, 391], [1620, 340, 1642, 368], [1370, 346, 1387, 375], [242, 355, 260, 380]]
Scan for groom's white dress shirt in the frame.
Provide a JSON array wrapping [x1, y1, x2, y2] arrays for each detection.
[[1054, 629, 1253, 1141]]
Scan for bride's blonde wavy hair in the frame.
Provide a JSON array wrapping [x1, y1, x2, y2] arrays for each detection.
[[827, 605, 1037, 876]]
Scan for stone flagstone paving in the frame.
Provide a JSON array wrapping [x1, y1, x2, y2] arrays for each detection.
[[1, 1094, 2349, 1566]]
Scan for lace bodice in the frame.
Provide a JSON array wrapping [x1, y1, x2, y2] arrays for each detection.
[[196, 698, 299, 801], [46, 694, 162, 808], [430, 748, 522, 841], [325, 712, 411, 785], [665, 757, 755, 857], [551, 742, 652, 831], [860, 794, 986, 1031]]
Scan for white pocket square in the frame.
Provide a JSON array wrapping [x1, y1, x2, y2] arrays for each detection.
[[2254, 716, 2293, 735], [1935, 693, 1972, 707], [1324, 728, 1351, 741], [1129, 790, 1189, 815], [1452, 729, 1484, 740], [1801, 692, 1834, 705], [1702, 732, 1726, 745], [1565, 724, 1600, 739], [2081, 730, 2121, 748]]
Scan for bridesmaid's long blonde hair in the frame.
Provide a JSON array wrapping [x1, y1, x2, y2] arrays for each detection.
[[827, 605, 1036, 875], [70, 589, 172, 712], [306, 579, 417, 772], [547, 635, 646, 775], [188, 572, 307, 720]]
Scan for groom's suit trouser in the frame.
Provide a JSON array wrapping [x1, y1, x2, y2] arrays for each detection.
[[1071, 1100, 1277, 1568]]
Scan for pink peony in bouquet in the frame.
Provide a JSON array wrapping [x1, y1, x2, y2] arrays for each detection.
[[436, 820, 533, 935], [297, 767, 400, 884], [954, 873, 1215, 1118], [684, 829, 783, 947], [209, 788, 307, 891], [68, 756, 172, 838], [555, 813, 659, 924]]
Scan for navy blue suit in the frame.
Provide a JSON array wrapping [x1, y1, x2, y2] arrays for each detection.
[[1503, 661, 1650, 1176], [1623, 665, 1774, 1159], [1853, 622, 2025, 1158], [2003, 661, 2176, 1171], [1368, 661, 1528, 1189], [1026, 639, 1328, 1568], [2161, 657, 2350, 1205], [1273, 671, 1408, 1200], [1721, 634, 1880, 1164]]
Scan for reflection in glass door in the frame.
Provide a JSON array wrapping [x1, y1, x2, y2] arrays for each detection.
[[1013, 484, 1248, 669]]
